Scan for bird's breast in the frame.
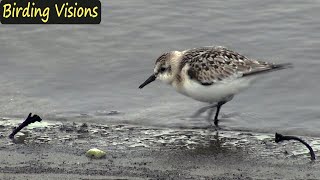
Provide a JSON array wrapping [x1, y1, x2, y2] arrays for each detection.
[[174, 75, 254, 103]]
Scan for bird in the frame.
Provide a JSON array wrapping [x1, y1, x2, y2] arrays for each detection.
[[139, 46, 292, 127]]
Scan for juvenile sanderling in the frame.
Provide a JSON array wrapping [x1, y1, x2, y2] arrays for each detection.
[[139, 46, 292, 127]]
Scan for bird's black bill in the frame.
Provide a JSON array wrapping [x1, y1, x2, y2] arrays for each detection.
[[139, 74, 156, 89]]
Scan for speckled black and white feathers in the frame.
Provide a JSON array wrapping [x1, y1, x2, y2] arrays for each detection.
[[180, 46, 289, 86], [155, 52, 169, 64]]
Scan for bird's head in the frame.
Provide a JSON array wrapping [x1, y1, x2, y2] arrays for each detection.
[[139, 51, 182, 89]]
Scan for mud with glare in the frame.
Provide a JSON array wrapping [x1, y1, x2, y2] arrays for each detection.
[[0, 118, 319, 179]]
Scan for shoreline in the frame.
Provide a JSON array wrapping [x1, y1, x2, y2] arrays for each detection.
[[0, 118, 319, 179]]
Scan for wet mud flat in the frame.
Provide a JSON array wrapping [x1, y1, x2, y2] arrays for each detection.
[[0, 118, 320, 179]]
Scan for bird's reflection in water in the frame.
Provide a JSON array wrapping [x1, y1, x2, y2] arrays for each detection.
[[188, 131, 244, 156]]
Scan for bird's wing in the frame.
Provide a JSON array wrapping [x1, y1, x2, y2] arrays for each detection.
[[180, 46, 279, 86]]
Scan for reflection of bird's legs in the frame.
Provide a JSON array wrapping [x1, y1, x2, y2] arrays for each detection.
[[191, 103, 218, 119]]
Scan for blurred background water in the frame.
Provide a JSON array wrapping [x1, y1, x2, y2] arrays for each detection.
[[0, 0, 319, 136]]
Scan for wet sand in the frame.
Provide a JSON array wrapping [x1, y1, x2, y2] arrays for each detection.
[[0, 118, 319, 179]]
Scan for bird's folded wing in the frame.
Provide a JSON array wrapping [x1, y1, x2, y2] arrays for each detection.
[[182, 46, 275, 86]]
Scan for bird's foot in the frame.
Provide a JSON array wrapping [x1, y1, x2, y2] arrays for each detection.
[[212, 119, 222, 131], [214, 119, 219, 127], [205, 118, 221, 131]]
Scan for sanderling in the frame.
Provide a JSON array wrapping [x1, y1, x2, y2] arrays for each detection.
[[139, 46, 292, 127]]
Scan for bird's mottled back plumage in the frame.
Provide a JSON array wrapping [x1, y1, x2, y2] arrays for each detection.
[[180, 46, 283, 85]]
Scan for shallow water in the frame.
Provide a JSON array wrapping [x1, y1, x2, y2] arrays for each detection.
[[0, 0, 320, 136]]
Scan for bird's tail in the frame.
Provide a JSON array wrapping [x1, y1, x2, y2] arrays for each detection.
[[271, 63, 293, 70], [243, 63, 293, 77]]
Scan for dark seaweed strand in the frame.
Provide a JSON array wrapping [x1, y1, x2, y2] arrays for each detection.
[[9, 113, 42, 139], [275, 133, 316, 161]]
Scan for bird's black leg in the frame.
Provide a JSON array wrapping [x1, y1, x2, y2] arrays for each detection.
[[214, 101, 227, 127]]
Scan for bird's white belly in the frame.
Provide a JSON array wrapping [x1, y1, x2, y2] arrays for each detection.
[[176, 77, 254, 103]]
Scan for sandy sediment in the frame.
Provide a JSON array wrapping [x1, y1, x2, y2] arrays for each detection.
[[0, 118, 319, 179]]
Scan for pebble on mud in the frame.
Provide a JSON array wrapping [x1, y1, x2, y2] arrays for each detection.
[[85, 148, 106, 159]]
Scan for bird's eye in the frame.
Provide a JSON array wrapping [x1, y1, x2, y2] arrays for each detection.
[[160, 67, 166, 72]]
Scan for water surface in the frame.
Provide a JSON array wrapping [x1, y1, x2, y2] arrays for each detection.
[[0, 0, 319, 136]]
